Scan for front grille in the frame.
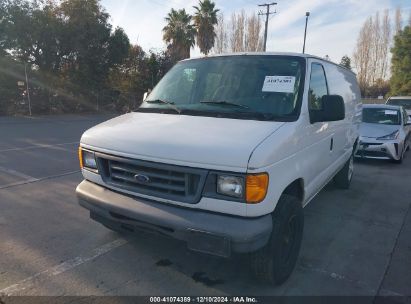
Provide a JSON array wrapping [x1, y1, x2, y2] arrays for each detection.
[[360, 151, 388, 158], [96, 153, 207, 204], [359, 142, 382, 146]]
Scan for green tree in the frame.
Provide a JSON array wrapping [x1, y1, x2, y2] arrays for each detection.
[[1, 0, 63, 71], [193, 0, 219, 55], [390, 26, 411, 95], [56, 0, 130, 111], [108, 45, 148, 110], [1, 0, 130, 114], [0, 0, 8, 55], [1, 0, 68, 112], [163, 8, 196, 61], [340, 55, 352, 70], [59, 0, 112, 90], [0, 55, 26, 115]]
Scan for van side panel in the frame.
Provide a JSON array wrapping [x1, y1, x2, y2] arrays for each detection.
[[246, 60, 361, 217], [323, 63, 362, 158]]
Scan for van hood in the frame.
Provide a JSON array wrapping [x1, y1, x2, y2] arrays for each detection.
[[360, 122, 399, 138], [81, 112, 284, 171]]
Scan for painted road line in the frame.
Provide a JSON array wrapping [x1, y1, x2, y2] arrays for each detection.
[[0, 165, 38, 181], [0, 238, 128, 296], [0, 141, 79, 153], [0, 170, 81, 190]]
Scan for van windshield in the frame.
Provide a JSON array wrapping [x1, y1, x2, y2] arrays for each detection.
[[138, 55, 305, 121]]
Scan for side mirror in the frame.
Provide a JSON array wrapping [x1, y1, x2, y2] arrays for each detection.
[[310, 95, 345, 123], [143, 89, 152, 101], [406, 117, 411, 125]]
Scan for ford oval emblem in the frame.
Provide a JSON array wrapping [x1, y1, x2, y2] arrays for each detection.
[[134, 174, 150, 184]]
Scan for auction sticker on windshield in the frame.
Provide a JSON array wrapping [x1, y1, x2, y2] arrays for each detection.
[[385, 110, 398, 115], [262, 76, 296, 93]]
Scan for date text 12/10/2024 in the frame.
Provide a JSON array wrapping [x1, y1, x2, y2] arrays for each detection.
[[149, 297, 258, 303]]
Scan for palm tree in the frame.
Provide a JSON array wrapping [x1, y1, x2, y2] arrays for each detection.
[[193, 0, 219, 55], [163, 9, 196, 61]]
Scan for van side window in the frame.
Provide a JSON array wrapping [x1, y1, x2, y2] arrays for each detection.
[[309, 63, 328, 110]]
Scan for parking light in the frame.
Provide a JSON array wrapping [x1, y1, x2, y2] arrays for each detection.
[[78, 147, 83, 169], [246, 173, 269, 204]]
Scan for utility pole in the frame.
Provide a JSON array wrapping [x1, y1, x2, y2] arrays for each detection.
[[258, 2, 277, 52], [302, 12, 310, 54], [24, 63, 32, 116]]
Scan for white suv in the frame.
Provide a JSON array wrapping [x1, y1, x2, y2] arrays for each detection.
[[386, 96, 411, 118], [76, 53, 361, 285]]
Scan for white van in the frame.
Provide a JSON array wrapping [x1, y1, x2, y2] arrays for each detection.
[[76, 53, 361, 285]]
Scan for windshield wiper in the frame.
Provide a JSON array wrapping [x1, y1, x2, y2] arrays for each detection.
[[145, 99, 181, 114], [200, 100, 250, 109]]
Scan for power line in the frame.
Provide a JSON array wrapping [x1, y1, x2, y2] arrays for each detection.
[[258, 2, 277, 52]]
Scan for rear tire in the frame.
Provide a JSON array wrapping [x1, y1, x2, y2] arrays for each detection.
[[334, 154, 354, 189], [250, 194, 304, 285]]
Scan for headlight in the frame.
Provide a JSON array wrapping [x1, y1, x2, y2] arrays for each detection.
[[217, 175, 244, 198], [78, 147, 98, 171], [377, 130, 399, 140], [214, 173, 269, 204]]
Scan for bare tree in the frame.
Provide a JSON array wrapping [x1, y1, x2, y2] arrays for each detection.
[[245, 14, 263, 52], [395, 7, 402, 34], [353, 10, 391, 95], [370, 12, 381, 84], [353, 17, 373, 92], [213, 13, 228, 54], [229, 10, 246, 52], [379, 9, 390, 79], [225, 11, 264, 53]]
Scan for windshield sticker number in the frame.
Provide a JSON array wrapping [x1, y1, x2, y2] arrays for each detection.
[[262, 76, 296, 93], [385, 110, 398, 115]]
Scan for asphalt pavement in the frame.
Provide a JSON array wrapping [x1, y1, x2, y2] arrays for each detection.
[[0, 114, 410, 299]]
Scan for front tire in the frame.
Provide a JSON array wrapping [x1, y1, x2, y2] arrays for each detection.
[[334, 154, 354, 189], [394, 146, 405, 164], [250, 194, 304, 285]]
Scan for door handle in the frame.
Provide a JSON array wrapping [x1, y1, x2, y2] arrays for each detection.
[[330, 138, 334, 151]]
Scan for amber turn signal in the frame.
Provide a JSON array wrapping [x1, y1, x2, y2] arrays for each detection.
[[78, 146, 83, 169], [246, 173, 269, 204]]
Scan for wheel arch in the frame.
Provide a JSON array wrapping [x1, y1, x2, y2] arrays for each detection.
[[353, 137, 359, 154], [281, 178, 305, 204]]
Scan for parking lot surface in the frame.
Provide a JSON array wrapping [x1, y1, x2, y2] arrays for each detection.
[[0, 115, 410, 298]]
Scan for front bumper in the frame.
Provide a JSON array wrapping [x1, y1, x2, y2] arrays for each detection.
[[355, 138, 402, 160], [76, 180, 272, 257]]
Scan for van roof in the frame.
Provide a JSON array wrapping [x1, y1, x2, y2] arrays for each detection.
[[184, 52, 356, 75]]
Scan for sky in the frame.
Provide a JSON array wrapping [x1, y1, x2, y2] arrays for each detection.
[[100, 0, 411, 63]]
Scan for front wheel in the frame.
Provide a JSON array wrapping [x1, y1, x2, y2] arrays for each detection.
[[250, 194, 304, 285], [394, 146, 405, 164], [334, 154, 354, 189]]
